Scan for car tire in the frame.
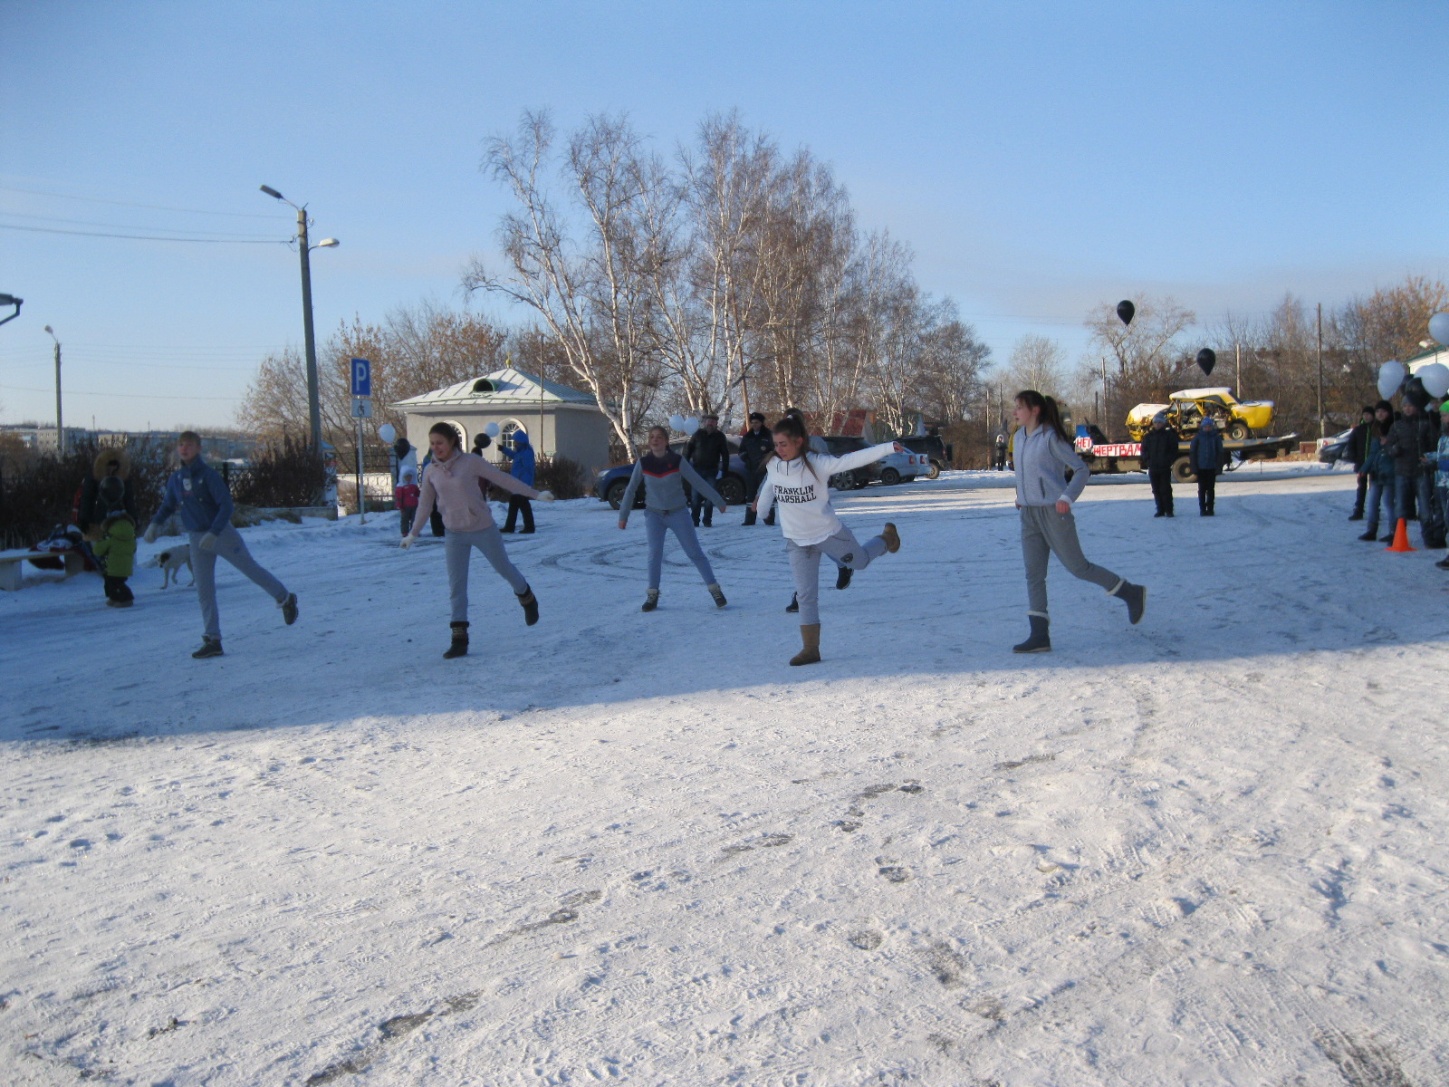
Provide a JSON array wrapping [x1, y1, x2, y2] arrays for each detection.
[[1227, 421, 1250, 442], [880, 467, 901, 485], [719, 475, 745, 505], [606, 479, 628, 510], [1172, 456, 1196, 483], [829, 472, 853, 491], [926, 461, 941, 479]]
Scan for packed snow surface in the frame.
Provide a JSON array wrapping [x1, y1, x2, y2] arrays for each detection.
[[4, 464, 1447, 1085]]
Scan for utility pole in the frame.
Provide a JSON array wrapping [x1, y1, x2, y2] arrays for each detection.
[[1316, 302, 1324, 440], [1235, 342, 1242, 399], [44, 325, 63, 454]]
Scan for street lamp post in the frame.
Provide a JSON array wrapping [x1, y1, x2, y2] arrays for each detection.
[[43, 325, 63, 454], [260, 185, 338, 456]]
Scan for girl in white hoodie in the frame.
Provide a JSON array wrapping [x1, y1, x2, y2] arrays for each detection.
[[755, 414, 903, 665]]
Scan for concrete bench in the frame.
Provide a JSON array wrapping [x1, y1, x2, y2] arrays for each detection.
[[0, 548, 86, 591]]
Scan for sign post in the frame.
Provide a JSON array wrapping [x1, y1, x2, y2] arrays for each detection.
[[351, 358, 372, 524]]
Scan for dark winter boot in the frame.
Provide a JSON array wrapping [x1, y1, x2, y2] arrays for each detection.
[[882, 522, 901, 553], [708, 582, 727, 608], [743, 508, 757, 526], [1012, 615, 1051, 654], [280, 592, 299, 625], [642, 589, 660, 612], [443, 621, 469, 659], [1111, 579, 1147, 625], [835, 565, 853, 591], [790, 624, 821, 666], [192, 636, 223, 659], [517, 586, 539, 626], [785, 592, 799, 613]]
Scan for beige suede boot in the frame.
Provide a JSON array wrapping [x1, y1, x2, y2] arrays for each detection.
[[789, 623, 821, 666]]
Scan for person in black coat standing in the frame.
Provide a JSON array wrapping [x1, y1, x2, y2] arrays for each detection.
[[684, 412, 730, 527], [1346, 405, 1375, 520], [738, 412, 773, 526], [1188, 417, 1227, 516], [1140, 412, 1178, 517]]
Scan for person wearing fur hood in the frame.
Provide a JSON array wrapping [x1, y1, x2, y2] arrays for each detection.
[[79, 448, 139, 607]]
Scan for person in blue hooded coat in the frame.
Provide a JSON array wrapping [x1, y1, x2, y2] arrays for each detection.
[[498, 429, 537, 534]]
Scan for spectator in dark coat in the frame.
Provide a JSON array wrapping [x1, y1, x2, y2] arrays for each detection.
[[1188, 417, 1226, 516], [499, 429, 537, 534], [1382, 396, 1438, 545], [739, 412, 773, 526], [1358, 402, 1397, 542], [1347, 405, 1375, 520], [1140, 412, 1178, 517], [683, 412, 730, 527]]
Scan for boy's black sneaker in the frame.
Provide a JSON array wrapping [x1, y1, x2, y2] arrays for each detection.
[[836, 566, 853, 590], [281, 593, 299, 625], [192, 637, 223, 659]]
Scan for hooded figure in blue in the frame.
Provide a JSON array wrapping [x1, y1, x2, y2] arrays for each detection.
[[143, 431, 298, 658], [499, 429, 537, 534]]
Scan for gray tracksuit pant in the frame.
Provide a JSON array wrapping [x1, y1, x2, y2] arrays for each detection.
[[189, 526, 288, 639], [645, 508, 716, 591], [1019, 505, 1121, 618], [787, 527, 886, 626], [445, 526, 529, 623]]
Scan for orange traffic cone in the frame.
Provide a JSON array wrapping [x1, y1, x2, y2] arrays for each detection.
[[1385, 518, 1416, 553]]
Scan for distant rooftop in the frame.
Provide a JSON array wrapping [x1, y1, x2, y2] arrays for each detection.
[[393, 368, 596, 410]]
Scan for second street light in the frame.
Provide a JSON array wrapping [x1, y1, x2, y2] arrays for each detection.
[[260, 185, 338, 456]]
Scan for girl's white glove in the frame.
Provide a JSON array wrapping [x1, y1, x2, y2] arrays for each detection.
[[536, 490, 555, 502], [400, 535, 416, 550], [199, 532, 219, 552]]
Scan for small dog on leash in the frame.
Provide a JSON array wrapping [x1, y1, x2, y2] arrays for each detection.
[[156, 544, 194, 589]]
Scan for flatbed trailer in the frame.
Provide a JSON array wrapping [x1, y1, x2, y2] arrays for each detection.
[[1073, 433, 1299, 482]]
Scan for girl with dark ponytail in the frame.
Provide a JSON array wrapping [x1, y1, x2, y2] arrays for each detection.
[[1010, 390, 1146, 652]]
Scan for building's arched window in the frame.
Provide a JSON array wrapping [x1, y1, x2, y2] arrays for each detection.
[[471, 379, 496, 394], [500, 418, 528, 453]]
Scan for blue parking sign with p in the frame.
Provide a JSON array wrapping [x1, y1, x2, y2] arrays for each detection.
[[351, 358, 372, 398]]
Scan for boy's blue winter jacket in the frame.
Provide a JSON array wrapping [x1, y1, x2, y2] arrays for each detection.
[[151, 457, 233, 534], [501, 432, 536, 486]]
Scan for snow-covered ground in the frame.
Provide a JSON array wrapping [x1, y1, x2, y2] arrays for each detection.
[[4, 463, 1447, 1086]]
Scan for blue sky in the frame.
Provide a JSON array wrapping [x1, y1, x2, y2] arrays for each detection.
[[2, 1, 1445, 431]]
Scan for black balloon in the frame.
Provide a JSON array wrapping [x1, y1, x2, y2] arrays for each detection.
[[1196, 348, 1216, 376], [393, 437, 412, 459], [1116, 300, 1135, 326]]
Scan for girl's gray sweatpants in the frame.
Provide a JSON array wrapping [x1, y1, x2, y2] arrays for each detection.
[[189, 526, 288, 640], [445, 526, 530, 623], [645, 508, 716, 590], [786, 526, 885, 626], [1019, 504, 1120, 618]]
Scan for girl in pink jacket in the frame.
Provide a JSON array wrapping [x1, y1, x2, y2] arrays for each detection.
[[402, 423, 554, 658]]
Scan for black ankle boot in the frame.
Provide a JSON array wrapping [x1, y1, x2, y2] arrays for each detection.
[[1012, 615, 1050, 653], [444, 621, 469, 658], [517, 587, 539, 626], [785, 592, 799, 613]]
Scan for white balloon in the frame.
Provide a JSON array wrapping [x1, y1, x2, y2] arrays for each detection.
[[668, 414, 685, 432], [1429, 312, 1449, 346], [1377, 360, 1405, 400], [377, 423, 396, 443], [683, 417, 699, 435], [1418, 362, 1449, 400], [484, 422, 500, 438]]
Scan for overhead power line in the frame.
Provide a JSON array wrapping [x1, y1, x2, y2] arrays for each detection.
[[0, 222, 287, 244], [0, 183, 285, 219]]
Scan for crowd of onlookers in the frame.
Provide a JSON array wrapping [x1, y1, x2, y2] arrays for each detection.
[[1345, 393, 1449, 567]]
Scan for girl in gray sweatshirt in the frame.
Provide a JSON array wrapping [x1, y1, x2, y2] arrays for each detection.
[[1010, 391, 1145, 653], [618, 426, 728, 612]]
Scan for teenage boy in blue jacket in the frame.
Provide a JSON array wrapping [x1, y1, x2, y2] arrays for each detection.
[[144, 431, 298, 658]]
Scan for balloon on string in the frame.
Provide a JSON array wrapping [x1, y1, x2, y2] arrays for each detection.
[[683, 417, 700, 435], [668, 414, 686, 432], [484, 422, 500, 438], [1429, 312, 1449, 346], [1376, 360, 1406, 400], [1418, 362, 1449, 400], [1116, 300, 1135, 327], [1196, 348, 1216, 376], [377, 423, 396, 444]]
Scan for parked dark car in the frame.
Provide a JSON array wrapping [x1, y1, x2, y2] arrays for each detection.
[[595, 437, 749, 510], [896, 434, 952, 478], [818, 436, 928, 488], [1318, 428, 1354, 466]]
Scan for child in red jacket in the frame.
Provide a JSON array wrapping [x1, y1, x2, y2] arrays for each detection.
[[394, 469, 420, 537]]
